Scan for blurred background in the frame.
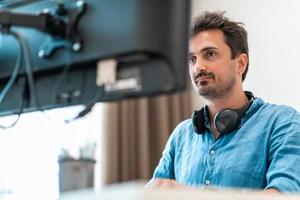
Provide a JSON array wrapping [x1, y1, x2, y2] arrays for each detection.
[[1, 0, 300, 199]]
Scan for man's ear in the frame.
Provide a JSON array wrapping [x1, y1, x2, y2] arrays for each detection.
[[236, 53, 248, 75]]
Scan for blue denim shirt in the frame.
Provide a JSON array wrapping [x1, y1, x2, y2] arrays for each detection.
[[153, 98, 300, 193]]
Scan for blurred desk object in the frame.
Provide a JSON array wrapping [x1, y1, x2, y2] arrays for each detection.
[[58, 158, 96, 193], [60, 181, 300, 200]]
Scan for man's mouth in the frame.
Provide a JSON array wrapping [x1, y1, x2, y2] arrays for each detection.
[[194, 76, 214, 86]]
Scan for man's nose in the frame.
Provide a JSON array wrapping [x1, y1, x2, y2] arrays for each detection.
[[193, 59, 207, 72]]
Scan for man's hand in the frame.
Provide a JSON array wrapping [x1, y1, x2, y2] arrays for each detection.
[[262, 188, 280, 194], [145, 178, 189, 189]]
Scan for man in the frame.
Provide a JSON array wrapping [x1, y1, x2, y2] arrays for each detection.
[[148, 11, 300, 193]]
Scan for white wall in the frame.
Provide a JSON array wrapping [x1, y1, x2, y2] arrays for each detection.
[[191, 0, 300, 111]]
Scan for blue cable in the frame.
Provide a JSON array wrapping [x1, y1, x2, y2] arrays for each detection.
[[0, 31, 23, 104]]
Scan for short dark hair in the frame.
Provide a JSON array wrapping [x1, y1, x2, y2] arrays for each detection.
[[191, 11, 249, 81]]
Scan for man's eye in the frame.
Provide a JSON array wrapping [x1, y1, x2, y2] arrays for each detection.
[[188, 56, 197, 64], [206, 51, 216, 58]]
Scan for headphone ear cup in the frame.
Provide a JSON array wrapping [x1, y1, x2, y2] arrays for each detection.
[[192, 108, 206, 134], [214, 109, 240, 134], [214, 95, 254, 134]]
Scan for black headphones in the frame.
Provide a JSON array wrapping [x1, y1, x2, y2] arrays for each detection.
[[192, 91, 254, 134]]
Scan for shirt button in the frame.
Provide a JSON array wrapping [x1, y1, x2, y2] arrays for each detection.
[[210, 150, 215, 155], [205, 180, 210, 185]]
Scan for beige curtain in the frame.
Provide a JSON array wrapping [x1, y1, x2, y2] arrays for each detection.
[[100, 90, 192, 185]]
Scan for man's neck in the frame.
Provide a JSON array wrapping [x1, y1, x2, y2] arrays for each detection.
[[204, 89, 249, 139], [206, 90, 248, 116]]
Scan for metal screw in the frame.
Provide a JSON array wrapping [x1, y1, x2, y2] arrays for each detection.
[[76, 0, 84, 7], [42, 9, 50, 14], [38, 50, 45, 58], [72, 42, 81, 51], [72, 90, 81, 97]]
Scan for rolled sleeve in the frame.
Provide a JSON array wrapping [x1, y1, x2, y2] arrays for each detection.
[[266, 110, 300, 193]]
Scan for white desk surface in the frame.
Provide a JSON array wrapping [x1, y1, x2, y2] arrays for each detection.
[[60, 181, 300, 200]]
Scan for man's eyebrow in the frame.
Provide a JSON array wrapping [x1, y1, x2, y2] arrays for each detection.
[[189, 46, 219, 55], [188, 52, 194, 57], [200, 46, 219, 52]]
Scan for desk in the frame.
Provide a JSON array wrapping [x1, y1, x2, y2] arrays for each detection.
[[60, 181, 300, 200]]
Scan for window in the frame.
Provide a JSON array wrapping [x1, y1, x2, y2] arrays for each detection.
[[0, 103, 103, 200]]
